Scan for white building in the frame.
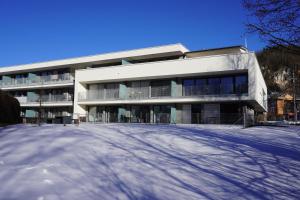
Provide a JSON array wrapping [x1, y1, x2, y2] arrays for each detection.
[[0, 44, 267, 124]]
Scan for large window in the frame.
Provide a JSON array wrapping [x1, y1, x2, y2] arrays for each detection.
[[220, 77, 234, 94], [129, 81, 150, 99], [87, 83, 119, 100], [106, 83, 119, 99], [151, 80, 171, 97], [235, 75, 248, 94], [153, 105, 171, 123], [195, 79, 207, 95], [208, 78, 220, 94], [183, 74, 248, 96], [183, 80, 194, 96], [183, 79, 208, 96]]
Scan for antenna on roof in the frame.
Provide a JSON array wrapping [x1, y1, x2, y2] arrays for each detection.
[[244, 37, 248, 49]]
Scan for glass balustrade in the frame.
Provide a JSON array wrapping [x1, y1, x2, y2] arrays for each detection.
[[79, 83, 248, 101], [1, 73, 74, 88], [18, 94, 73, 103]]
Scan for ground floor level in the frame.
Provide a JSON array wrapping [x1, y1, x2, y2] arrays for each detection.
[[21, 106, 73, 124], [86, 103, 254, 124]]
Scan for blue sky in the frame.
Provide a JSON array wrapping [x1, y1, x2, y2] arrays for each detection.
[[0, 0, 265, 67]]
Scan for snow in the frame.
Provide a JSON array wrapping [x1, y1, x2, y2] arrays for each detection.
[[0, 124, 300, 200]]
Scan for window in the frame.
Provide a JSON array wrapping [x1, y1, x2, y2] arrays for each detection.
[[182, 74, 248, 96], [195, 79, 207, 95], [106, 83, 119, 99], [235, 75, 248, 94], [129, 81, 150, 99], [208, 78, 220, 94], [221, 77, 234, 94], [183, 79, 194, 96], [151, 80, 171, 97]]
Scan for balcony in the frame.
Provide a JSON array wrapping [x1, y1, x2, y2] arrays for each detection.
[[79, 83, 248, 102], [16, 94, 73, 106], [1, 74, 74, 89], [78, 86, 173, 102]]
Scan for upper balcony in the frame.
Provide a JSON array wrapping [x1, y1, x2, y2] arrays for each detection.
[[15, 94, 73, 107], [78, 80, 249, 105], [0, 74, 74, 90]]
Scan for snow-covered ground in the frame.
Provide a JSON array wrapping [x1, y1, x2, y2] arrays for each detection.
[[0, 124, 299, 200]]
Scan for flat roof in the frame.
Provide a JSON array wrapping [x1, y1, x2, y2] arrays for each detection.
[[0, 43, 188, 74], [186, 45, 247, 54]]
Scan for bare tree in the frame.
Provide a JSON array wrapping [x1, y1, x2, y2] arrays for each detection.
[[243, 0, 300, 54]]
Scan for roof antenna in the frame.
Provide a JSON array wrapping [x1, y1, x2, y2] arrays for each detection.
[[244, 37, 248, 49]]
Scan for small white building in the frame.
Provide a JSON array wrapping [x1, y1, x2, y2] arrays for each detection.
[[0, 44, 267, 124]]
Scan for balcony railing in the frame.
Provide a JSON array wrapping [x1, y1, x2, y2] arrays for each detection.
[[1, 74, 74, 88], [128, 87, 150, 99], [80, 89, 119, 101], [78, 86, 172, 101], [40, 94, 73, 103], [16, 94, 73, 104], [79, 83, 248, 102]]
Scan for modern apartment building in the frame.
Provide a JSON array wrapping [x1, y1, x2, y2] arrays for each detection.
[[0, 44, 267, 124]]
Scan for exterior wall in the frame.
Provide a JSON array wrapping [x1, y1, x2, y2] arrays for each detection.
[[252, 55, 268, 112]]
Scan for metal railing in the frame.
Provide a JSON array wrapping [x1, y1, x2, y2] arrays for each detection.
[[151, 86, 171, 97], [79, 89, 119, 101], [18, 94, 73, 104], [1, 74, 74, 88], [79, 83, 248, 102], [79, 86, 171, 101], [128, 87, 150, 99], [41, 94, 73, 103]]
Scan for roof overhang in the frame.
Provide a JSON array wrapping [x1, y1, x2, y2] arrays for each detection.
[[0, 43, 189, 75]]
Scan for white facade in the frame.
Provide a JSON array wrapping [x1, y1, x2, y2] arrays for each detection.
[[0, 44, 267, 124]]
